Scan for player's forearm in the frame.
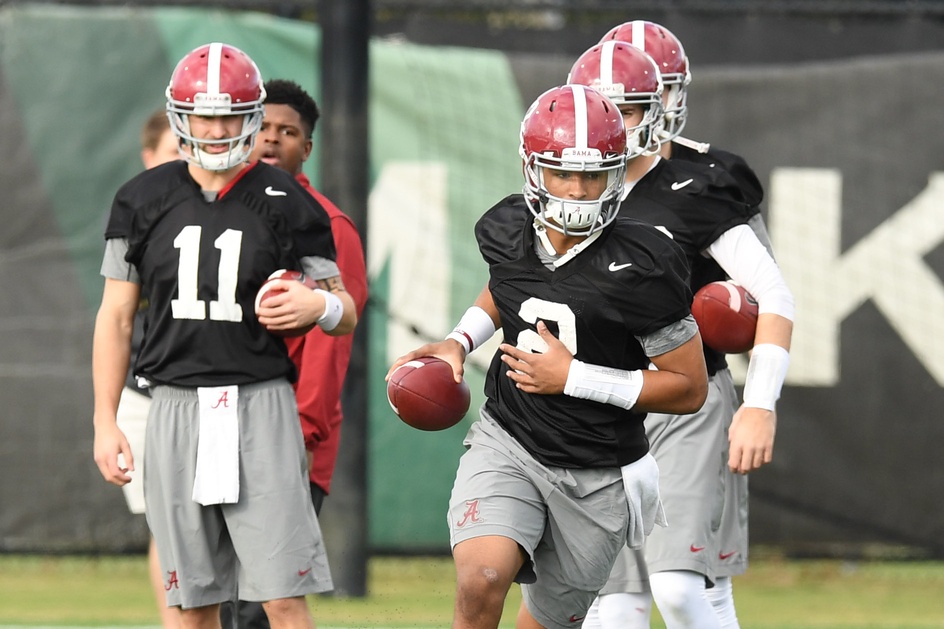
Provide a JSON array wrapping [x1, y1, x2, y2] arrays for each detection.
[[753, 312, 792, 351], [320, 289, 357, 336], [635, 335, 708, 414], [91, 311, 132, 426]]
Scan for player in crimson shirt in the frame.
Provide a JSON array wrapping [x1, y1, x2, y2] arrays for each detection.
[[252, 79, 368, 510]]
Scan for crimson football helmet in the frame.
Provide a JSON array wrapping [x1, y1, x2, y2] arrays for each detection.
[[165, 42, 266, 171], [520, 85, 627, 237], [600, 21, 691, 142], [567, 40, 665, 158]]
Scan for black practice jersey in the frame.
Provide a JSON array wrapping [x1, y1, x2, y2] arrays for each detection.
[[671, 141, 764, 217], [624, 158, 752, 375], [105, 161, 336, 387], [476, 195, 692, 469]]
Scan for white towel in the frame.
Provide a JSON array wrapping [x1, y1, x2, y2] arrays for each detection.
[[192, 385, 240, 505], [621, 452, 667, 549]]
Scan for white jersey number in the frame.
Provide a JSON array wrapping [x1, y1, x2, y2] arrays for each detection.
[[516, 297, 578, 354], [171, 225, 244, 322]]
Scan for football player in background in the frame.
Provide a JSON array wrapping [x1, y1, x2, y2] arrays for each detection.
[[92, 42, 357, 628], [568, 38, 794, 629], [219, 79, 368, 629], [387, 84, 708, 629], [597, 20, 793, 629]]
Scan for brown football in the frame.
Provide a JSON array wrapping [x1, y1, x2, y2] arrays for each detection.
[[691, 281, 758, 354], [387, 357, 471, 431]]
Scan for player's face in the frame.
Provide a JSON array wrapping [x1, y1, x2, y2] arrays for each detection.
[[542, 168, 608, 201], [188, 115, 246, 154], [618, 104, 645, 131], [141, 128, 181, 170], [250, 103, 312, 176]]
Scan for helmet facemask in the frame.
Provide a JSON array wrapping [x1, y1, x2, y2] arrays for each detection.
[[606, 91, 665, 158], [523, 147, 627, 237], [657, 72, 690, 143], [167, 104, 265, 172]]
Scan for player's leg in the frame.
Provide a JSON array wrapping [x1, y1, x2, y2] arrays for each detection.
[[708, 369, 747, 629], [149, 536, 182, 628], [649, 571, 721, 629], [221, 599, 269, 629], [704, 577, 739, 629], [179, 604, 223, 629], [581, 545, 652, 629], [225, 380, 331, 624], [518, 462, 630, 629], [448, 413, 549, 629], [259, 597, 313, 629], [145, 387, 239, 613], [581, 592, 652, 629], [118, 387, 181, 626], [643, 378, 727, 629], [453, 535, 526, 629]]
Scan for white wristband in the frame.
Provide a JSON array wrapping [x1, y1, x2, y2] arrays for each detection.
[[742, 343, 790, 411], [315, 289, 344, 332], [446, 306, 497, 355], [564, 359, 644, 410]]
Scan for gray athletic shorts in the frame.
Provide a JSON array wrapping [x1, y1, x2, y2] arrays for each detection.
[[709, 369, 749, 578], [642, 369, 732, 579], [145, 379, 332, 609], [596, 544, 649, 596], [448, 410, 629, 629]]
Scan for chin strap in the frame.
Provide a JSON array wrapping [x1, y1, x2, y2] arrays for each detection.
[[672, 135, 711, 154]]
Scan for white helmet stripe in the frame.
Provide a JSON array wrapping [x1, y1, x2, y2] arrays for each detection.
[[632, 21, 646, 51], [572, 85, 589, 149], [207, 42, 223, 95], [600, 41, 616, 85]]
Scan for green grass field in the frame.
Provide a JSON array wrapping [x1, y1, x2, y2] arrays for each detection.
[[1, 552, 943, 628]]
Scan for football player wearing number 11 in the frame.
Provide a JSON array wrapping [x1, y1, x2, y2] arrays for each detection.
[[386, 84, 708, 629], [92, 42, 357, 629]]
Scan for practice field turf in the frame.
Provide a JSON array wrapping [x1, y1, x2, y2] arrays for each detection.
[[1, 552, 943, 628]]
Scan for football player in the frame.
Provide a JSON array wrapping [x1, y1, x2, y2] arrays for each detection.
[[387, 84, 708, 629], [92, 43, 357, 628], [568, 39, 794, 629], [601, 20, 794, 629]]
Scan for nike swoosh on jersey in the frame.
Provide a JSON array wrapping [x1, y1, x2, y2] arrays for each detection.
[[265, 186, 288, 196], [608, 261, 633, 272], [671, 178, 694, 190]]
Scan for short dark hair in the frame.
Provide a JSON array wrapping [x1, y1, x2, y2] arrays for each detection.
[[263, 79, 320, 139], [140, 109, 170, 151]]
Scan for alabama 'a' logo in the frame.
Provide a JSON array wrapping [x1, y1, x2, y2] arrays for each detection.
[[455, 500, 484, 527], [165, 570, 180, 591]]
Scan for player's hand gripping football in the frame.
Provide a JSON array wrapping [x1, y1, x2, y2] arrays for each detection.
[[727, 405, 776, 474], [386, 339, 467, 384], [499, 321, 571, 395], [255, 277, 322, 335]]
